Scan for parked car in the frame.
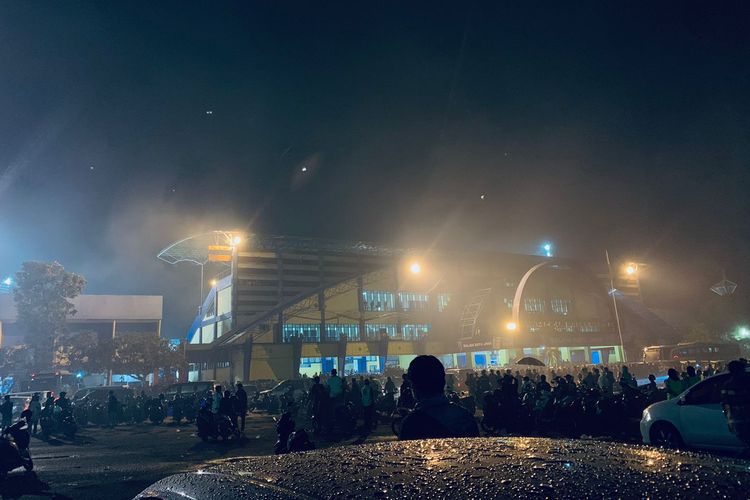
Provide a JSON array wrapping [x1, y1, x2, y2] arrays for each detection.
[[640, 368, 748, 452], [163, 381, 215, 402], [73, 386, 134, 404], [259, 379, 309, 401], [136, 437, 750, 499]]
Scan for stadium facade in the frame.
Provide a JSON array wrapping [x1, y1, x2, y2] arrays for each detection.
[[181, 235, 640, 382]]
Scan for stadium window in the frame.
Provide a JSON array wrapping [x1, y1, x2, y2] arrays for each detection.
[[364, 323, 397, 340], [325, 323, 360, 341], [550, 298, 571, 315], [362, 291, 396, 311], [402, 324, 430, 340], [283, 323, 321, 343], [399, 292, 429, 311], [524, 298, 545, 314], [579, 322, 600, 333], [437, 293, 451, 312]]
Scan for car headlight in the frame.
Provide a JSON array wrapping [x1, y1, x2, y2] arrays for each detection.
[[642, 409, 651, 422]]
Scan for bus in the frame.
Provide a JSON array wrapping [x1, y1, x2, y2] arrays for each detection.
[[643, 342, 741, 363]]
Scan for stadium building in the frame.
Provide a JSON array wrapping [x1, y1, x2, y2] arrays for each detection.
[[163, 233, 646, 383]]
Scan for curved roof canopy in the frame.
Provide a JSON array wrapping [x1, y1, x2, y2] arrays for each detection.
[[157, 231, 238, 265]]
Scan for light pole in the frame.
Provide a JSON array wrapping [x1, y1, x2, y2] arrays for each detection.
[[605, 250, 627, 363]]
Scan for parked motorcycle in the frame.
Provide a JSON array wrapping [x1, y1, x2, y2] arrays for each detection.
[[274, 411, 295, 454], [0, 421, 33, 479], [196, 408, 235, 442], [39, 407, 77, 439], [148, 399, 165, 425], [287, 428, 315, 452]]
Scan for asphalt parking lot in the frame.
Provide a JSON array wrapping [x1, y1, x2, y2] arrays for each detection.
[[0, 413, 397, 500]]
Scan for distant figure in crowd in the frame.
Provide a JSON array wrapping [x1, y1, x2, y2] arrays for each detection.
[[0, 395, 13, 430], [327, 369, 343, 407], [55, 392, 71, 411], [665, 369, 684, 400], [721, 360, 750, 451], [27, 393, 42, 434], [220, 390, 236, 427], [685, 366, 701, 389], [361, 379, 376, 431], [212, 386, 222, 414], [399, 355, 479, 441], [398, 374, 415, 409], [107, 390, 119, 427], [235, 382, 248, 433]]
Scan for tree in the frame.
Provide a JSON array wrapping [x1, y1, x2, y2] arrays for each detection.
[[112, 333, 178, 383], [57, 331, 114, 375], [13, 261, 86, 370], [0, 345, 33, 380]]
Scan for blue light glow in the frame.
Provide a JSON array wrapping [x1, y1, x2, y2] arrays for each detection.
[[541, 242, 553, 257]]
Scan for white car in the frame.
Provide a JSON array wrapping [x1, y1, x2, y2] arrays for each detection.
[[640, 369, 747, 452]]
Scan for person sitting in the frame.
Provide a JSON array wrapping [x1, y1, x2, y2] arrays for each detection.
[[399, 355, 479, 440]]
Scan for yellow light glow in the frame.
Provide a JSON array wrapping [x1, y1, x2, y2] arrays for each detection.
[[210, 279, 217, 287], [625, 263, 637, 275], [232, 235, 242, 245], [409, 262, 422, 274], [506, 321, 517, 332]]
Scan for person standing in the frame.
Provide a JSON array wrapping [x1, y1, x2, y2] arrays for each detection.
[[721, 360, 750, 451], [384, 376, 396, 403], [361, 379, 376, 431], [27, 393, 42, 435], [107, 390, 119, 428], [327, 369, 343, 408], [665, 369, 685, 400], [212, 386, 223, 414], [235, 382, 248, 433], [0, 396, 13, 431], [685, 366, 701, 389]]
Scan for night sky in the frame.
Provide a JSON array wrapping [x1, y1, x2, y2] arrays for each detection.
[[1, 2, 749, 337]]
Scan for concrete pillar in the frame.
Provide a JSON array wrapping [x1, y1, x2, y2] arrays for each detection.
[[584, 346, 591, 364], [108, 320, 117, 385]]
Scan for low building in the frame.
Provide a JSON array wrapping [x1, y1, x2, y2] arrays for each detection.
[[0, 294, 163, 348]]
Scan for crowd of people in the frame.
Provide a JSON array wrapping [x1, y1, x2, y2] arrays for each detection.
[[1, 356, 746, 454]]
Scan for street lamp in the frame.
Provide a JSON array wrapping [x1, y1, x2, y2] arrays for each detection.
[[409, 262, 422, 274], [232, 235, 242, 246], [505, 321, 517, 332], [625, 263, 638, 276], [542, 242, 553, 257]]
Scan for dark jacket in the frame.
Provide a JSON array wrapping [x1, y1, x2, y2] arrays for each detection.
[[235, 388, 248, 410], [399, 394, 479, 441]]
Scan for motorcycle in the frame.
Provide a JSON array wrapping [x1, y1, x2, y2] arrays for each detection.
[[39, 407, 77, 439], [183, 398, 198, 424], [287, 428, 315, 453], [171, 399, 184, 424], [0, 421, 33, 479], [274, 411, 295, 454], [196, 408, 235, 442], [148, 399, 165, 425], [58, 409, 77, 439]]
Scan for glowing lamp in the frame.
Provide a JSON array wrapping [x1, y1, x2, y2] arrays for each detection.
[[506, 321, 517, 332], [409, 262, 422, 274]]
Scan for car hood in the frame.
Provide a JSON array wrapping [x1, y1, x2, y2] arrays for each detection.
[[644, 397, 678, 415], [135, 437, 750, 499]]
